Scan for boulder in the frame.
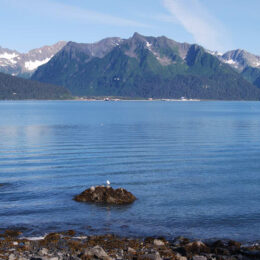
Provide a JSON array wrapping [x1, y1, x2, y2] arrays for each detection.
[[240, 249, 260, 258], [128, 247, 137, 254], [84, 245, 112, 260], [183, 241, 211, 256], [138, 252, 162, 260], [39, 248, 48, 256], [74, 186, 136, 205], [62, 230, 76, 237], [44, 233, 61, 242], [175, 255, 188, 260], [172, 236, 190, 247], [3, 230, 22, 238]]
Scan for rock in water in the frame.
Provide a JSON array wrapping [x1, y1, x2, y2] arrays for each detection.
[[74, 186, 136, 205]]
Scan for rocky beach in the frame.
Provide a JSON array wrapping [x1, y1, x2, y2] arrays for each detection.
[[0, 229, 260, 260]]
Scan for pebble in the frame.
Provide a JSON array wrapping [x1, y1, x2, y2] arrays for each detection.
[[176, 256, 188, 260], [192, 256, 207, 260], [128, 247, 136, 254], [154, 239, 165, 246], [139, 252, 162, 260], [8, 254, 16, 260], [39, 248, 48, 255]]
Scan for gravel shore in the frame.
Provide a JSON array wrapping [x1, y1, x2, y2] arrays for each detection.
[[0, 229, 260, 260]]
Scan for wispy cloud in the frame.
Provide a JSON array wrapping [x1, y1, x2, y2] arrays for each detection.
[[163, 0, 231, 51], [150, 13, 179, 24], [5, 0, 148, 28]]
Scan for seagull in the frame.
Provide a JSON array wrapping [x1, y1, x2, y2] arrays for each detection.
[[106, 180, 111, 187]]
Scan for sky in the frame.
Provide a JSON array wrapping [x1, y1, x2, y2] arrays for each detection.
[[0, 0, 259, 55]]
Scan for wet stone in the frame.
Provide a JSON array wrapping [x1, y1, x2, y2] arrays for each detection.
[[153, 239, 165, 247], [192, 256, 207, 260], [74, 186, 136, 205], [4, 230, 22, 238], [0, 230, 259, 260]]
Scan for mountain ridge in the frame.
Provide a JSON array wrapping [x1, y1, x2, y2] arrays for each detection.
[[0, 41, 67, 78], [219, 49, 260, 71], [208, 48, 260, 88], [31, 33, 260, 100]]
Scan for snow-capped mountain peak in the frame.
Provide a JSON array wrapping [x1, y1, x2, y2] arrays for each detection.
[[0, 41, 67, 77], [209, 48, 260, 71]]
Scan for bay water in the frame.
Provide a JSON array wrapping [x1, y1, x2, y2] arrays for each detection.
[[0, 101, 260, 241]]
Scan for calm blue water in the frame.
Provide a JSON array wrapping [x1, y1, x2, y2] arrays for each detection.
[[0, 101, 260, 241]]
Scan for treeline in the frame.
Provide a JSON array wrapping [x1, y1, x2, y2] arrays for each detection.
[[0, 72, 71, 100]]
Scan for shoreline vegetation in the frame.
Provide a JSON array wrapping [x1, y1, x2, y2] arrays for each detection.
[[74, 96, 201, 102], [2, 96, 259, 102], [0, 229, 259, 260], [2, 95, 260, 101], [1, 95, 199, 101]]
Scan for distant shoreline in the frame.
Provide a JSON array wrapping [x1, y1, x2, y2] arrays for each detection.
[[71, 98, 202, 102], [0, 98, 259, 102]]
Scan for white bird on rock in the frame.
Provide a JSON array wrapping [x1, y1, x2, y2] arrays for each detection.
[[106, 180, 111, 187]]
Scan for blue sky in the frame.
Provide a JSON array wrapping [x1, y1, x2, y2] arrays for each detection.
[[0, 0, 259, 54]]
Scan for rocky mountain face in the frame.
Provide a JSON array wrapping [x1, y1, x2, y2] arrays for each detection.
[[208, 49, 260, 88], [219, 49, 260, 71], [31, 33, 260, 100], [31, 37, 123, 87], [0, 41, 67, 78]]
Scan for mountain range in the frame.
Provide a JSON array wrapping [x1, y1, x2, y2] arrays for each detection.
[[0, 41, 66, 78], [1, 33, 260, 100]]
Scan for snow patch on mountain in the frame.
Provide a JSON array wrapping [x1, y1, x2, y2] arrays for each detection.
[[0, 52, 18, 60], [254, 61, 260, 67], [0, 41, 67, 77], [144, 41, 172, 66], [25, 57, 52, 71], [224, 59, 237, 65], [146, 41, 152, 49], [0, 52, 18, 66], [0, 61, 8, 67], [206, 50, 223, 56], [113, 41, 120, 46]]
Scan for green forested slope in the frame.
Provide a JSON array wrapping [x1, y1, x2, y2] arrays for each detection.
[[32, 33, 260, 100], [0, 72, 70, 100]]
